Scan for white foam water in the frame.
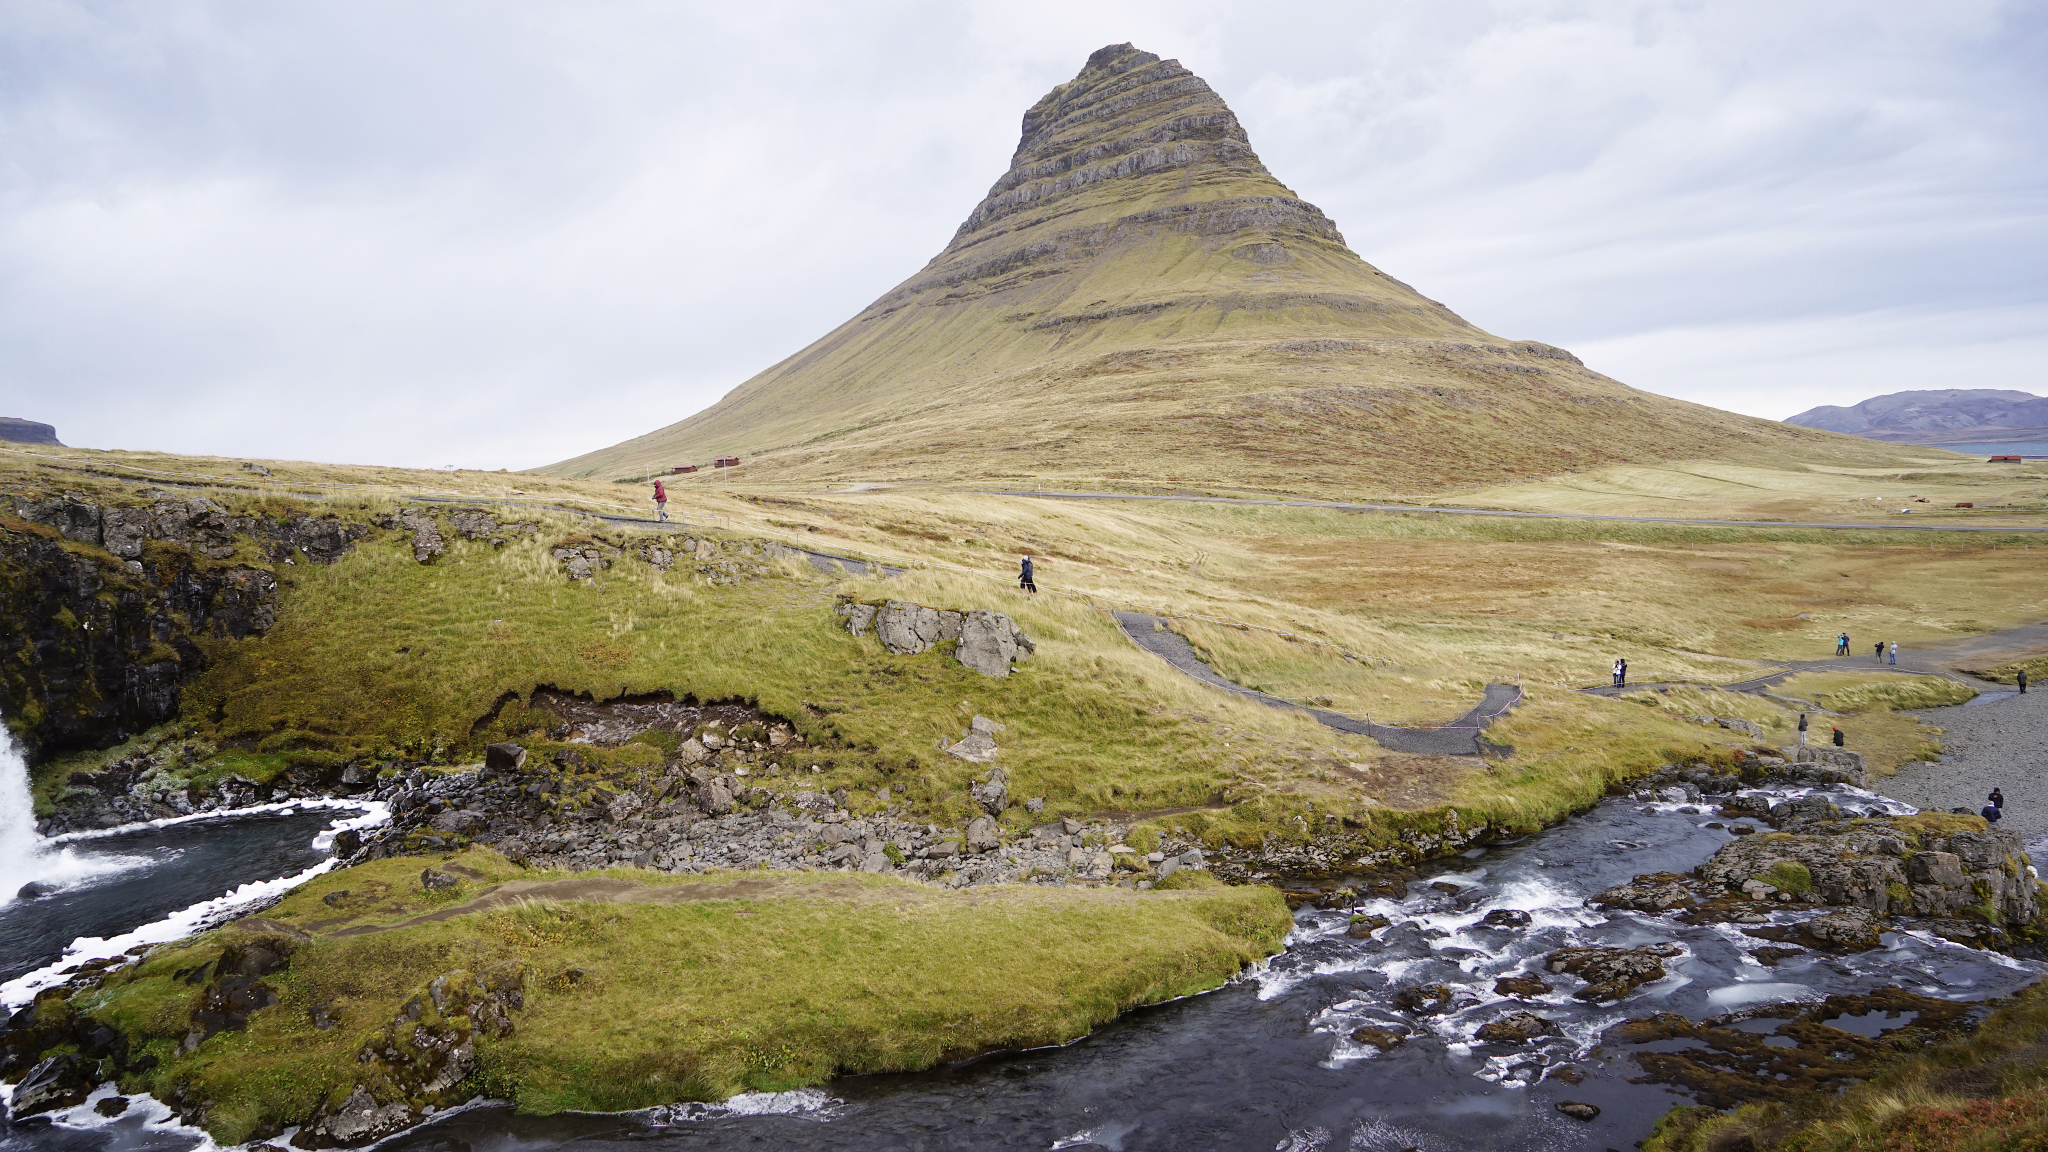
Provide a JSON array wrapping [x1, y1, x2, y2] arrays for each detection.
[[0, 721, 152, 903], [0, 801, 387, 1009]]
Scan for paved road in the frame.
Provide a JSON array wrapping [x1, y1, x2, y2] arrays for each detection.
[[981, 489, 2048, 533], [1110, 610, 1518, 756]]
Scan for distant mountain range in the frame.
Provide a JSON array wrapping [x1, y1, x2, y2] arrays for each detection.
[[1785, 389, 2048, 445]]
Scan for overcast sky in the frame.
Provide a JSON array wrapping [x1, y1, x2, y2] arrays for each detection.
[[3, 0, 2043, 469]]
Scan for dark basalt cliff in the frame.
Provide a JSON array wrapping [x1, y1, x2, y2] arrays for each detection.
[[0, 489, 365, 762]]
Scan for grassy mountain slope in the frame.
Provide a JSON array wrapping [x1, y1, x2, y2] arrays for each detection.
[[540, 43, 1932, 494]]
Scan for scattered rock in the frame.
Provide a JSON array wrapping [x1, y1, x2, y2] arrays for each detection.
[[1350, 1025, 1408, 1052], [1545, 944, 1680, 1002], [483, 743, 527, 775], [964, 815, 1000, 854], [1347, 913, 1391, 938], [419, 869, 459, 891], [1494, 974, 1552, 998], [1555, 1101, 1600, 1121], [1393, 984, 1454, 1015], [1591, 873, 1694, 913], [1480, 909, 1532, 928], [1475, 1011, 1560, 1044], [968, 766, 1009, 814]]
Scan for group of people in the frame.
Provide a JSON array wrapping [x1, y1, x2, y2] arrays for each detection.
[[1984, 788, 2006, 824], [1835, 633, 1898, 664]]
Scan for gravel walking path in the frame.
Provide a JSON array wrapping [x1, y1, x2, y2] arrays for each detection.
[[1885, 688, 2048, 843], [1109, 610, 1518, 756]]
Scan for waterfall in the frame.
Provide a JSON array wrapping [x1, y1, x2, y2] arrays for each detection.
[[0, 722, 45, 898], [0, 723, 133, 902]]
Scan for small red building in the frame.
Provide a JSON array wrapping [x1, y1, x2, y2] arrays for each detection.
[[672, 465, 698, 474], [714, 456, 741, 468], [1990, 455, 2021, 462]]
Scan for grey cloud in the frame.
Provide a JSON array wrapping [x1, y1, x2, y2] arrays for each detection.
[[2, 0, 2041, 463]]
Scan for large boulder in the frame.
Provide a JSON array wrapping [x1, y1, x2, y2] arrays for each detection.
[[956, 610, 1034, 678], [872, 601, 965, 655], [1790, 746, 1869, 787]]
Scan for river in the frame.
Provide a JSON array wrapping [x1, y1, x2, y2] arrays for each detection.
[[2, 750, 2040, 1151]]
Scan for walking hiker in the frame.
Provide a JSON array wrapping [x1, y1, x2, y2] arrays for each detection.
[[2020, 670, 2030, 694], [1990, 788, 2005, 810], [652, 478, 669, 523], [1888, 640, 1898, 665], [1797, 712, 1809, 746], [1875, 641, 1885, 663], [1018, 555, 1037, 594], [1832, 726, 1845, 748]]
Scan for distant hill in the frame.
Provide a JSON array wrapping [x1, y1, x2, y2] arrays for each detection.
[[1785, 390, 2048, 445], [542, 44, 1934, 492], [0, 418, 62, 446]]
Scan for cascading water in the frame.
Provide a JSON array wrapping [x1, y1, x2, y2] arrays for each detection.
[[0, 718, 133, 902], [0, 719, 42, 894]]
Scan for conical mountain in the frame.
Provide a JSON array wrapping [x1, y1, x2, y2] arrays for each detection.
[[543, 44, 1918, 491]]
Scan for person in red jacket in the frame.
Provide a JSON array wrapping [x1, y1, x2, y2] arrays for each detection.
[[652, 479, 669, 522]]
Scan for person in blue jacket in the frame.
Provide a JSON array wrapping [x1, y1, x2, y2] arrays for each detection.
[[1019, 555, 1037, 594]]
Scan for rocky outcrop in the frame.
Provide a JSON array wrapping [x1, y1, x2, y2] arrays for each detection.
[[10, 488, 366, 564], [837, 599, 1035, 678], [1545, 944, 1681, 1002], [293, 968, 523, 1148]]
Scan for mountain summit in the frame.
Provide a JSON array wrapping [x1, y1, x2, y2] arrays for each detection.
[[544, 44, 1909, 490]]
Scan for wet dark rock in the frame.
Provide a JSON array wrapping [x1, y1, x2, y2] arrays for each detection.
[[1494, 974, 1552, 998], [1730, 824, 1756, 836], [1750, 946, 1805, 966], [16, 881, 58, 899], [329, 830, 361, 858], [1546, 944, 1680, 1002], [419, 869, 459, 891], [1480, 908, 1532, 928], [1393, 983, 1454, 1015], [11, 1054, 95, 1116], [94, 1096, 129, 1117], [1591, 872, 1694, 913], [1349, 1025, 1408, 1052], [1476, 1011, 1560, 1044], [1346, 913, 1391, 938], [1554, 1101, 1600, 1121]]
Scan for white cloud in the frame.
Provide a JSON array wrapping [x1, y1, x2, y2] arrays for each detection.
[[1, 0, 2041, 466]]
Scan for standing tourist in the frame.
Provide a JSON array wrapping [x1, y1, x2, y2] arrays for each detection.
[[1797, 712, 1809, 746], [653, 478, 669, 522], [1889, 640, 1898, 665], [1019, 555, 1037, 594], [1875, 641, 1885, 663], [1837, 633, 1850, 656], [1832, 726, 1845, 748]]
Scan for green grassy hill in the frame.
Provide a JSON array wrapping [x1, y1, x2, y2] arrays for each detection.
[[540, 43, 1930, 495]]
